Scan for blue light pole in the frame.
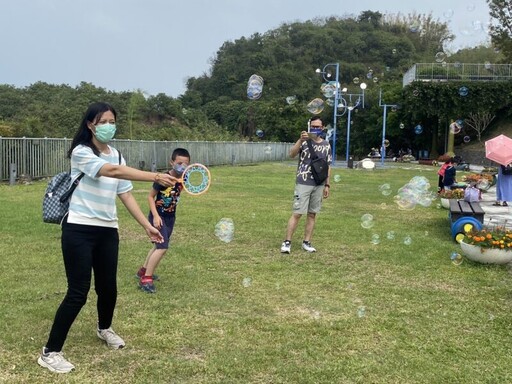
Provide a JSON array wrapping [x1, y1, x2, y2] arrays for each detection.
[[378, 89, 397, 166], [316, 64, 366, 166]]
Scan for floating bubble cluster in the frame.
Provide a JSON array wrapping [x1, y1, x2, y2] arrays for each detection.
[[307, 98, 324, 114], [247, 74, 264, 100], [214, 218, 234, 243], [394, 176, 436, 210]]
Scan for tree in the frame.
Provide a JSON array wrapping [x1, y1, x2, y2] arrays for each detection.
[[488, 0, 512, 61], [464, 112, 496, 142]]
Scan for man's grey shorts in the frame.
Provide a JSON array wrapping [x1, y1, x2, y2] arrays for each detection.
[[292, 183, 324, 214]]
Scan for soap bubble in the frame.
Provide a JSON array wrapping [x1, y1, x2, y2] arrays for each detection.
[[451, 252, 463, 265], [435, 52, 446, 63], [247, 74, 264, 100], [256, 129, 264, 138], [394, 176, 436, 210], [242, 277, 252, 287], [414, 125, 423, 134], [286, 96, 297, 105], [214, 218, 234, 243], [443, 9, 454, 19], [264, 146, 272, 154], [361, 213, 375, 229], [370, 234, 380, 245], [307, 98, 324, 114], [321, 81, 338, 98], [409, 20, 420, 33], [450, 121, 462, 134], [403, 236, 412, 245], [399, 123, 405, 129], [412, 89, 420, 97], [333, 174, 341, 183], [386, 231, 396, 240], [458, 86, 469, 97], [357, 306, 366, 317], [353, 77, 360, 84], [379, 183, 392, 196]]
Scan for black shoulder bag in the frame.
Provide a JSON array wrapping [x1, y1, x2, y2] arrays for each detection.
[[306, 139, 328, 185]]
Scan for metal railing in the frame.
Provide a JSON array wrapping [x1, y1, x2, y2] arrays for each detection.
[[403, 63, 512, 87], [0, 138, 293, 181]]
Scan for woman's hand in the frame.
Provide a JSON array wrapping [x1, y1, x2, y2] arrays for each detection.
[[145, 226, 164, 243]]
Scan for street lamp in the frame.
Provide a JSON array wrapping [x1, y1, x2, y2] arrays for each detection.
[[341, 83, 367, 165], [378, 89, 398, 166], [316, 64, 366, 166]]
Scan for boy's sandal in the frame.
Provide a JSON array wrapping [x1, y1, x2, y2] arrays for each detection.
[[503, 202, 508, 206]]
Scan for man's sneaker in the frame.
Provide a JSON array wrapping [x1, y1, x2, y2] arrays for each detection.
[[37, 347, 75, 373], [280, 240, 291, 254], [135, 267, 159, 281], [302, 241, 316, 253], [97, 327, 126, 349], [139, 278, 156, 293]]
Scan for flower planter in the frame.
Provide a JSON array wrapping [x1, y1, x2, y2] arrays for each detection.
[[460, 241, 512, 264]]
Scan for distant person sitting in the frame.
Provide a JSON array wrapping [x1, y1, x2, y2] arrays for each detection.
[[442, 157, 459, 190]]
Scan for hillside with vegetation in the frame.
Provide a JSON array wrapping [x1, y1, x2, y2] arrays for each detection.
[[1, 4, 511, 160]]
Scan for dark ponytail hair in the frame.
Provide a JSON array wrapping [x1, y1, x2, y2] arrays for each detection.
[[67, 102, 117, 158]]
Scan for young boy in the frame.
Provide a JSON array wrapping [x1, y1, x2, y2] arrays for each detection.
[[136, 148, 190, 293]]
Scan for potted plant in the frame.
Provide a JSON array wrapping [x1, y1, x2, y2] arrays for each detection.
[[460, 227, 512, 264], [439, 188, 465, 209]]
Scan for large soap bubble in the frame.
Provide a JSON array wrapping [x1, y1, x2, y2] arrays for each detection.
[[247, 74, 264, 100], [307, 98, 325, 114], [214, 218, 235, 243], [393, 176, 436, 210]]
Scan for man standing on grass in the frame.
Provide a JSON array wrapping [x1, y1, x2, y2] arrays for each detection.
[[280, 116, 331, 254]]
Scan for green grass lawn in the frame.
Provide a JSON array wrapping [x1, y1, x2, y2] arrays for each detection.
[[1, 162, 512, 383]]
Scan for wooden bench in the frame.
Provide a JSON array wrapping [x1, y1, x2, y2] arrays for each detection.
[[449, 199, 484, 224]]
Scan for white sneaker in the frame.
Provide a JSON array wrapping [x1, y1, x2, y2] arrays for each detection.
[[302, 241, 316, 252], [280, 240, 291, 254], [37, 347, 75, 373], [97, 327, 126, 349]]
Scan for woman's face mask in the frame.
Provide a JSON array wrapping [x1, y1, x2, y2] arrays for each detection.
[[94, 123, 116, 143]]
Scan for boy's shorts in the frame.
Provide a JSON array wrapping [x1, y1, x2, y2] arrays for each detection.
[[148, 212, 175, 249], [292, 183, 324, 214]]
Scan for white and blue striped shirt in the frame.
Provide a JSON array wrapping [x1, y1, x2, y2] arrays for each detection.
[[68, 144, 132, 228]]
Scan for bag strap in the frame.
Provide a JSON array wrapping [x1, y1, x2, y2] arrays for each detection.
[[306, 139, 319, 160], [59, 173, 84, 203], [59, 149, 122, 203]]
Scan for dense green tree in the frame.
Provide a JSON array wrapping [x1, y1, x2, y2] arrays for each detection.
[[488, 0, 512, 61]]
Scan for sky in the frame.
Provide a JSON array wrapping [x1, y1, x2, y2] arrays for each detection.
[[0, 0, 490, 98]]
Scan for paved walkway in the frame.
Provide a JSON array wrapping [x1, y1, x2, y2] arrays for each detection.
[[479, 184, 512, 229]]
